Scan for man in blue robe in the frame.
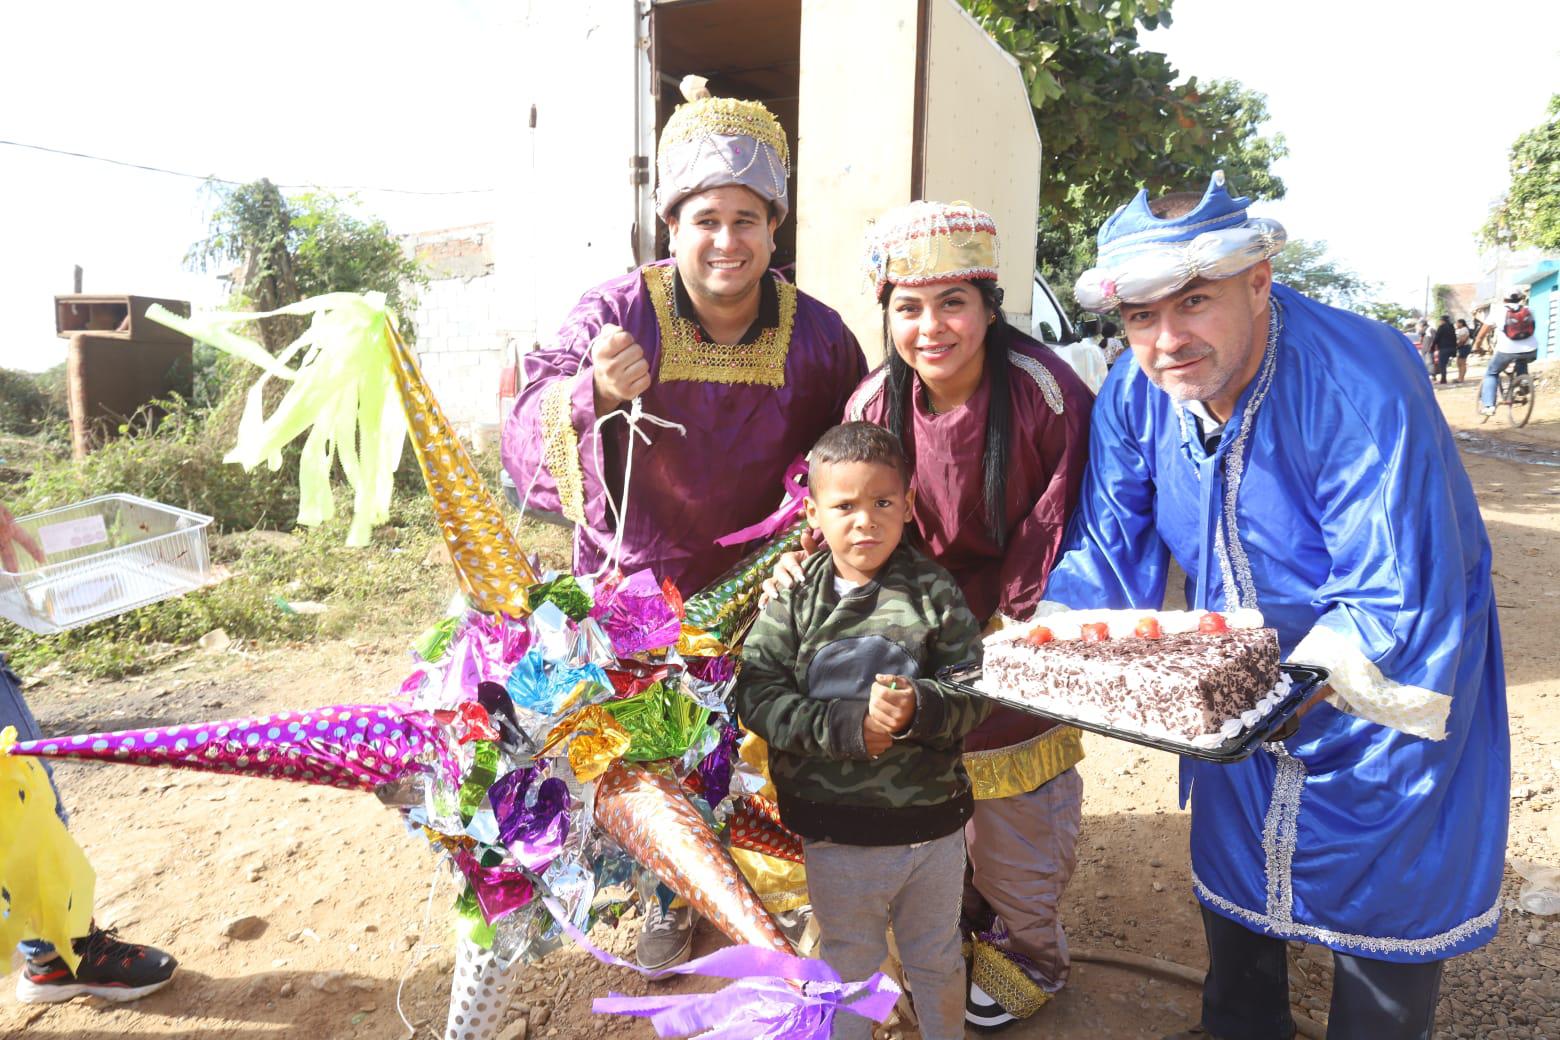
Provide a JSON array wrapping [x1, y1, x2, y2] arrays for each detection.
[[1046, 172, 1509, 1039]]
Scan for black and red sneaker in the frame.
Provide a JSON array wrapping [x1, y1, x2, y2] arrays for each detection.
[[16, 925, 177, 1004]]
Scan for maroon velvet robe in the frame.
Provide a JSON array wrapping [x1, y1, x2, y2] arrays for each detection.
[[847, 331, 1092, 751], [503, 260, 865, 594]]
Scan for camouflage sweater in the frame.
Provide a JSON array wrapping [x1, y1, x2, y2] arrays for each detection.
[[733, 544, 989, 845]]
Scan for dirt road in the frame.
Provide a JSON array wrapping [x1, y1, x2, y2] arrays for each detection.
[[3, 368, 1558, 1039]]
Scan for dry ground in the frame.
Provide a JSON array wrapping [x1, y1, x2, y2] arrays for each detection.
[[3, 364, 1558, 1039]]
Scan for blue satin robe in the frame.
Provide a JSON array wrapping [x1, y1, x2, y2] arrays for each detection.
[[1044, 284, 1509, 962]]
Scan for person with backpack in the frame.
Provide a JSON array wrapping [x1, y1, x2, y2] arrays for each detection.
[[1479, 292, 1538, 415]]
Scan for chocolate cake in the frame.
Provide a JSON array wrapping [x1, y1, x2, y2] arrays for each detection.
[[980, 611, 1283, 745]]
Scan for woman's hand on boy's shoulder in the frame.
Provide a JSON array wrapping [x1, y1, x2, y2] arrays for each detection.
[[758, 528, 822, 607]]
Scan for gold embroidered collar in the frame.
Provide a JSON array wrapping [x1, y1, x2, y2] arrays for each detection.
[[645, 264, 796, 388]]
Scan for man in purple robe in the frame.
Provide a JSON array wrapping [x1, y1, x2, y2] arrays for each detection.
[[502, 92, 865, 968]]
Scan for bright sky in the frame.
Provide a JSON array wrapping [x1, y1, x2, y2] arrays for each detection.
[[1145, 0, 1557, 309], [1, 0, 507, 372], [2, 0, 1555, 372]]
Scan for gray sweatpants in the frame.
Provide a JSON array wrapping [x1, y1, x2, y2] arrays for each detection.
[[803, 830, 967, 1040]]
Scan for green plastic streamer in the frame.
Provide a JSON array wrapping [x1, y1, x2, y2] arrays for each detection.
[[529, 575, 593, 621], [603, 682, 712, 762], [412, 615, 461, 663], [147, 293, 406, 547], [457, 741, 499, 824], [454, 886, 497, 948]]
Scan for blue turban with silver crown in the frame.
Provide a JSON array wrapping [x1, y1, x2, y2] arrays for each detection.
[[1074, 171, 1286, 312]]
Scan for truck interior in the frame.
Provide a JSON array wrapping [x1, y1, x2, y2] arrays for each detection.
[[650, 0, 802, 272]]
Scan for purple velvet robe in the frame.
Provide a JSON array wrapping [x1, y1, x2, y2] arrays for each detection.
[[503, 260, 865, 595], [847, 331, 1093, 751]]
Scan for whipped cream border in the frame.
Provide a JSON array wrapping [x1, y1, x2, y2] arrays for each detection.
[[988, 606, 1266, 644]]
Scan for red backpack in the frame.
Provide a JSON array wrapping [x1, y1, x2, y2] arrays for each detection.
[[1504, 306, 1535, 341]]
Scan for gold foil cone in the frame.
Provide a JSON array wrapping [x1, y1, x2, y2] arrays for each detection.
[[386, 323, 537, 614]]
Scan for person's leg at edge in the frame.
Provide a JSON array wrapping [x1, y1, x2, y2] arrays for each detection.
[[2, 654, 177, 1003], [1324, 951, 1444, 1040], [803, 840, 896, 1040], [1196, 905, 1297, 1040], [963, 766, 1084, 1021], [2, 655, 66, 963], [886, 831, 967, 1040], [1480, 353, 1512, 411]]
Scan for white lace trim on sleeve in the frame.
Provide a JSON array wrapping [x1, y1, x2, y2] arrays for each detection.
[[1292, 624, 1452, 740]]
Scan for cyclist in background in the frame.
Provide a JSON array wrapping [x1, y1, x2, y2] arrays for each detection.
[[1480, 292, 1538, 416]]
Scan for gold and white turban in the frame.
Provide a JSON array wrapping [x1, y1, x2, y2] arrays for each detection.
[[862, 201, 1000, 297]]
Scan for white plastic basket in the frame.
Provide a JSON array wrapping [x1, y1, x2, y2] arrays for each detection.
[[0, 494, 214, 635]]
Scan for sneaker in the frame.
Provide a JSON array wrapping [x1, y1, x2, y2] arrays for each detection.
[[966, 981, 1018, 1030], [773, 905, 817, 955], [634, 900, 695, 970], [16, 926, 177, 1004], [1480, 406, 1497, 416]]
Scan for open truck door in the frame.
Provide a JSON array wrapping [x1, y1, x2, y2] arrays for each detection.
[[497, 0, 655, 356], [636, 0, 1040, 363], [796, 0, 1042, 362], [500, 0, 1041, 366]]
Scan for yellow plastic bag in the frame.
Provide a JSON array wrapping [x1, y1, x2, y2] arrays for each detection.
[[1, 727, 95, 972]]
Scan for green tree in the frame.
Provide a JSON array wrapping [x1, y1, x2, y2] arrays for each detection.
[[1361, 300, 1420, 327], [188, 179, 427, 346], [1270, 239, 1376, 308], [959, 0, 1288, 312], [1481, 95, 1560, 251]]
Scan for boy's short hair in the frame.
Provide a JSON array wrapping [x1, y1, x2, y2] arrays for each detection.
[[809, 422, 911, 490]]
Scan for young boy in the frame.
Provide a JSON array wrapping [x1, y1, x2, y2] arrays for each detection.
[[734, 422, 989, 1040]]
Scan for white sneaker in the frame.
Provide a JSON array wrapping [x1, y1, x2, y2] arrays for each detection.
[[966, 981, 1018, 1029]]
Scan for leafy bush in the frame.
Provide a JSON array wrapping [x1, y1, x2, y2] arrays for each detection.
[[13, 401, 300, 532], [0, 366, 68, 435]]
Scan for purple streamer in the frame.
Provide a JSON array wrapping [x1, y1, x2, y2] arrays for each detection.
[[538, 897, 900, 1039], [591, 568, 683, 657], [686, 655, 736, 686], [455, 848, 535, 923]]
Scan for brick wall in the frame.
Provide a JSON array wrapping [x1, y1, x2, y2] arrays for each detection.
[[403, 223, 506, 429]]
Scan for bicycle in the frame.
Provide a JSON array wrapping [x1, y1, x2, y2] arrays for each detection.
[[1479, 365, 1535, 428]]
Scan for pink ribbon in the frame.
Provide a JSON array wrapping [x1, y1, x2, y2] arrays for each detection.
[[540, 897, 900, 1039], [714, 457, 809, 548]]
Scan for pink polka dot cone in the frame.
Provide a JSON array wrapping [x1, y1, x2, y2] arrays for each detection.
[[593, 761, 790, 953], [8, 704, 450, 792]]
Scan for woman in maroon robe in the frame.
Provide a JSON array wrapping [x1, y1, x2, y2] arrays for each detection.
[[848, 202, 1093, 1027]]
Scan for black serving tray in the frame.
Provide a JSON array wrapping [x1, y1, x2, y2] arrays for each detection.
[[937, 662, 1330, 764]]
